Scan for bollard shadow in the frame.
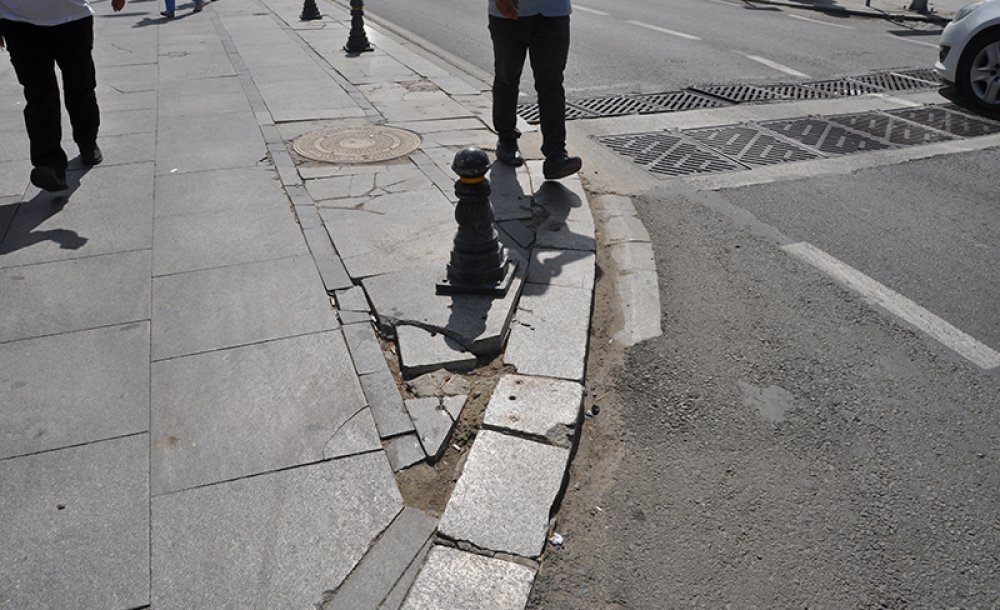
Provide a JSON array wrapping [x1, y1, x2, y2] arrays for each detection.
[[443, 294, 492, 358], [0, 169, 91, 257]]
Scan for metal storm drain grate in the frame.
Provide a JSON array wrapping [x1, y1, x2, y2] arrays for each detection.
[[848, 71, 939, 92], [690, 83, 788, 103], [685, 124, 822, 166], [630, 91, 731, 113], [598, 132, 746, 177], [889, 68, 943, 84], [516, 103, 541, 124], [828, 111, 955, 146], [564, 104, 598, 121], [800, 78, 882, 97], [567, 96, 666, 117], [886, 104, 1000, 138], [759, 117, 891, 155], [755, 83, 833, 101]]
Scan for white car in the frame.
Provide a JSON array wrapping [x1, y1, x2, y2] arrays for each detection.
[[935, 0, 1000, 110]]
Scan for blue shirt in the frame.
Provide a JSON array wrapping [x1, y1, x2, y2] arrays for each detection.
[[488, 0, 572, 18]]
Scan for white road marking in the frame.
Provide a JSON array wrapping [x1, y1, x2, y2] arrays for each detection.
[[703, 0, 737, 6], [783, 242, 1000, 370], [789, 13, 855, 29], [744, 54, 811, 78], [627, 20, 702, 41], [888, 34, 940, 48], [575, 5, 611, 15], [872, 92, 924, 107]]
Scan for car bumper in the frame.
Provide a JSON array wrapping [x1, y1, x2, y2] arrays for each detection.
[[935, 20, 962, 83]]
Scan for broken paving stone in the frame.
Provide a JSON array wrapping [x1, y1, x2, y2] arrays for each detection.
[[442, 375, 471, 397], [406, 369, 451, 398], [401, 546, 535, 610], [483, 374, 583, 448], [385, 434, 425, 471], [405, 398, 454, 461], [442, 395, 467, 422], [397, 325, 477, 377], [335, 286, 370, 312]]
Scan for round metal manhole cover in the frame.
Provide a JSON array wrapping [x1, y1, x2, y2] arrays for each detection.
[[293, 126, 421, 164]]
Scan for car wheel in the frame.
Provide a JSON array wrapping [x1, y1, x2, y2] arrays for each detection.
[[957, 27, 1000, 111]]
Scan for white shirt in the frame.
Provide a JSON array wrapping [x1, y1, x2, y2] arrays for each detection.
[[0, 0, 94, 26]]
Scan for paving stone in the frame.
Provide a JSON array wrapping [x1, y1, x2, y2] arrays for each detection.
[[336, 285, 370, 312], [535, 216, 596, 251], [613, 269, 663, 347], [257, 79, 363, 122], [153, 202, 307, 276], [603, 214, 651, 244], [385, 433, 425, 471], [0, 159, 30, 197], [609, 240, 657, 272], [527, 248, 595, 289], [380, 540, 432, 610], [0, 250, 150, 343], [443, 375, 472, 397], [339, 309, 372, 325], [591, 193, 638, 213], [442, 395, 468, 421], [0, 322, 149, 459], [87, 131, 156, 168], [324, 407, 383, 460], [406, 398, 454, 461], [154, 167, 285, 217], [96, 107, 156, 137], [401, 546, 535, 610], [397, 325, 478, 377], [156, 76, 250, 118], [323, 507, 438, 610], [438, 430, 569, 558], [483, 374, 583, 448], [498, 219, 534, 249], [359, 369, 415, 439], [156, 110, 265, 175], [342, 321, 388, 375], [505, 283, 593, 382], [151, 255, 336, 361], [150, 331, 368, 495], [385, 118, 485, 135], [363, 262, 525, 356], [405, 369, 451, 398], [152, 453, 403, 609], [0, 435, 149, 609]]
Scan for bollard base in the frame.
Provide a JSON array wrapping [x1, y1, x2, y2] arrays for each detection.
[[436, 259, 518, 297]]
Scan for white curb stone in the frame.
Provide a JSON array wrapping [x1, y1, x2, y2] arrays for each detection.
[[401, 546, 535, 610]]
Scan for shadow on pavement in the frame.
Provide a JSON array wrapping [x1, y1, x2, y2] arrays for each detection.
[[0, 167, 92, 256]]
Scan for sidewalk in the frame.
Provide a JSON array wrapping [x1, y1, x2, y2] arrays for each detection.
[[0, 0, 604, 608]]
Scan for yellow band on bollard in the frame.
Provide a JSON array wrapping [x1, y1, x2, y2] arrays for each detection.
[[459, 176, 486, 185]]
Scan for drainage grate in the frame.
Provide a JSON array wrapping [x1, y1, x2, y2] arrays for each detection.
[[518, 102, 598, 123], [885, 104, 1000, 138], [567, 95, 666, 117], [755, 83, 834, 101], [848, 71, 940, 92], [598, 132, 746, 176], [800, 78, 882, 97], [759, 117, 892, 155], [890, 68, 943, 84], [827, 111, 955, 146], [630, 91, 731, 113], [517, 103, 541, 123], [685, 124, 822, 166], [690, 83, 788, 103]]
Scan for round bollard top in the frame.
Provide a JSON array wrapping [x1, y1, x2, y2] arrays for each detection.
[[452, 147, 490, 179]]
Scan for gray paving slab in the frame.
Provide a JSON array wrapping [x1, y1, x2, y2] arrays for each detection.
[[386, 118, 485, 135], [156, 76, 251, 117], [336, 285, 370, 312], [152, 202, 308, 276], [0, 434, 149, 609], [94, 38, 158, 68], [99, 64, 157, 93], [95, 88, 157, 113], [325, 53, 417, 85], [483, 374, 583, 448], [155, 110, 265, 175], [97, 107, 156, 137], [438, 430, 570, 558], [359, 368, 415, 438], [406, 397, 454, 461], [363, 262, 526, 356], [339, 309, 371, 325], [303, 227, 355, 292], [0, 159, 29, 197], [505, 283, 593, 382], [324, 407, 382, 459], [401, 546, 535, 610], [613, 269, 663, 347], [342, 320, 388, 376], [0, 249, 151, 343], [0, 322, 149, 459], [498, 220, 534, 249], [380, 540, 432, 610], [0, 197, 18, 237], [375, 94, 477, 123], [324, 507, 438, 610], [406, 369, 451, 398], [527, 248, 595, 289], [386, 433, 425, 471], [442, 374, 472, 397], [158, 54, 236, 83], [92, 131, 156, 167], [151, 255, 336, 360], [397, 324, 478, 377], [443, 395, 468, 421], [0, 128, 28, 162], [152, 453, 403, 609], [150, 330, 368, 494], [154, 167, 285, 217], [257, 80, 363, 123]]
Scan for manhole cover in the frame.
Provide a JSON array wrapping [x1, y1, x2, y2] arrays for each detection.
[[293, 126, 421, 164]]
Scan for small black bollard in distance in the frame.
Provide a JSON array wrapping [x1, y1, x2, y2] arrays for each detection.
[[436, 147, 517, 297], [344, 0, 374, 54], [300, 0, 321, 21]]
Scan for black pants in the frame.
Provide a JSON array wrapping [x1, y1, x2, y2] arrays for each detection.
[[489, 15, 570, 159], [0, 16, 100, 171]]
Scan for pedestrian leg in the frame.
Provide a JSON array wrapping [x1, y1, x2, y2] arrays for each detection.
[[55, 17, 100, 161]]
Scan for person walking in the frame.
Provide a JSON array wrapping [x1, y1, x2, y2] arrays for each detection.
[[0, 0, 125, 192], [161, 0, 204, 20], [490, 0, 582, 180]]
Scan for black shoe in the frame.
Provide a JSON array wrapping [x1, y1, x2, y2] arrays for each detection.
[[161, 9, 174, 17], [80, 144, 103, 166], [30, 166, 68, 192], [496, 140, 524, 167], [542, 153, 582, 180]]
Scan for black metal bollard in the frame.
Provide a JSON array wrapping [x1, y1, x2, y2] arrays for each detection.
[[436, 147, 517, 296], [300, 0, 321, 20], [344, 0, 373, 54]]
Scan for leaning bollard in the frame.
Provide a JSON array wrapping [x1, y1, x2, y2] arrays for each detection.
[[300, 0, 321, 20], [436, 147, 517, 296], [344, 0, 373, 54]]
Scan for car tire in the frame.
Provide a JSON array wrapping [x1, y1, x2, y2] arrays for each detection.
[[957, 26, 1000, 112]]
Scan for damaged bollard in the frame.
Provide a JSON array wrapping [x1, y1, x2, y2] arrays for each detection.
[[436, 147, 517, 297], [300, 0, 321, 20], [344, 0, 373, 54]]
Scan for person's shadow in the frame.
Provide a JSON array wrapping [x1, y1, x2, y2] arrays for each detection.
[[0, 168, 91, 257]]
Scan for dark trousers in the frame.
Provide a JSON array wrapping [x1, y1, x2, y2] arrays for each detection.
[[489, 15, 570, 159], [0, 16, 100, 171]]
